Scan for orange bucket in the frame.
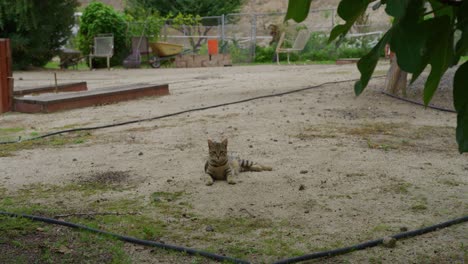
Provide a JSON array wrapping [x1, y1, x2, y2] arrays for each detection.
[[207, 39, 218, 55]]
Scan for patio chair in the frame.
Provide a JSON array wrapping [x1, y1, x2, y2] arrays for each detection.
[[275, 29, 310, 65], [89, 34, 114, 70]]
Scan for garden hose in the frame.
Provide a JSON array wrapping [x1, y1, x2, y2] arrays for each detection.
[[381, 91, 456, 113], [0, 211, 466, 263], [0, 211, 250, 264], [273, 215, 468, 264], [0, 76, 386, 145]]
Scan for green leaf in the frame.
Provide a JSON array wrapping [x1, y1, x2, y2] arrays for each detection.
[[409, 19, 434, 84], [337, 0, 369, 20], [453, 0, 468, 64], [454, 61, 468, 113], [284, 0, 313, 23], [428, 0, 454, 19], [329, 25, 349, 43], [328, 0, 369, 43], [385, 0, 411, 19], [454, 61, 468, 153], [389, 0, 427, 73], [354, 30, 392, 96], [423, 16, 453, 105]]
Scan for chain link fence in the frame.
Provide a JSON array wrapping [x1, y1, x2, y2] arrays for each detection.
[[131, 7, 392, 64]]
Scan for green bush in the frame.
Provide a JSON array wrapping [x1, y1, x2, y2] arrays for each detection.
[[254, 32, 378, 63], [78, 2, 128, 67], [0, 0, 79, 69], [254, 45, 300, 63], [254, 45, 275, 62], [227, 39, 250, 63]]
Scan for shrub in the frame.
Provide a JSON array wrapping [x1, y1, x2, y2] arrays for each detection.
[[254, 45, 275, 63], [78, 2, 128, 67], [124, 5, 163, 42], [0, 0, 79, 69]]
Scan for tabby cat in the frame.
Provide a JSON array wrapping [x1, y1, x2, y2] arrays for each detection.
[[204, 139, 272, 185]]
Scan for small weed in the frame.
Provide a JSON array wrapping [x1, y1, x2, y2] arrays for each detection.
[[366, 138, 397, 151], [381, 182, 412, 194], [411, 204, 428, 211], [410, 195, 428, 212]]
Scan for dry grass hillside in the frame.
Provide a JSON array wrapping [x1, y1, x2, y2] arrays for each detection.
[[77, 0, 342, 13], [242, 0, 341, 13]]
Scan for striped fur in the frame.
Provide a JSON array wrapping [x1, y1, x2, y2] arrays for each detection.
[[204, 139, 272, 185]]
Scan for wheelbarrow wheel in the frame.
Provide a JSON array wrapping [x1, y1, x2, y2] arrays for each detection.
[[149, 56, 161, 68]]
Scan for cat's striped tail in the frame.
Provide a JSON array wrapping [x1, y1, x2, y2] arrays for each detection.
[[239, 159, 272, 172]]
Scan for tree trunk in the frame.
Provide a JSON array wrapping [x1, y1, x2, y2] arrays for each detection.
[[385, 53, 408, 96]]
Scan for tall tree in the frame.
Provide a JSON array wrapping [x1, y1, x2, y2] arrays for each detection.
[[127, 0, 244, 17], [0, 0, 78, 69], [285, 0, 468, 153], [127, 0, 244, 51]]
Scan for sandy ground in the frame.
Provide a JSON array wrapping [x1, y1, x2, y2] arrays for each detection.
[[1, 63, 467, 263]]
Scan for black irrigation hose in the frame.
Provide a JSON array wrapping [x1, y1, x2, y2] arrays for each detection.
[[381, 91, 457, 113], [0, 211, 250, 264], [0, 76, 386, 145], [273, 215, 468, 264], [1, 211, 466, 263]]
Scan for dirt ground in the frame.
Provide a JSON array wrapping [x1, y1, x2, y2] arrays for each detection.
[[1, 62, 467, 263]]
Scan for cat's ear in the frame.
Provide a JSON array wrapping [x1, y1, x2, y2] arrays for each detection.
[[208, 139, 213, 146], [221, 138, 228, 146]]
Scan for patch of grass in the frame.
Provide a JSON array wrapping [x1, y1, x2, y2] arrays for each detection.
[[44, 60, 89, 70], [0, 131, 92, 157], [410, 196, 428, 212], [381, 182, 412, 194], [0, 127, 25, 143], [71, 170, 133, 193], [438, 179, 463, 187], [411, 204, 428, 211], [295, 132, 337, 140], [366, 138, 397, 151], [368, 256, 384, 264], [152, 191, 184, 202], [294, 126, 339, 140], [349, 123, 400, 137], [0, 127, 24, 134], [328, 194, 353, 199]]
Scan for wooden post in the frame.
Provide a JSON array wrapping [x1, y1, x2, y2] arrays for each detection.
[[0, 39, 13, 113]]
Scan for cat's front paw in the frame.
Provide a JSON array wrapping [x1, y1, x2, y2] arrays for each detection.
[[205, 179, 214, 186], [227, 178, 236, 185]]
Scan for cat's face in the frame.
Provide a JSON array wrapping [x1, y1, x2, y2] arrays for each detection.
[[208, 139, 228, 162]]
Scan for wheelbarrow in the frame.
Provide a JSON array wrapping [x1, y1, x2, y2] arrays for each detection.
[[59, 48, 83, 69], [148, 42, 191, 68]]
